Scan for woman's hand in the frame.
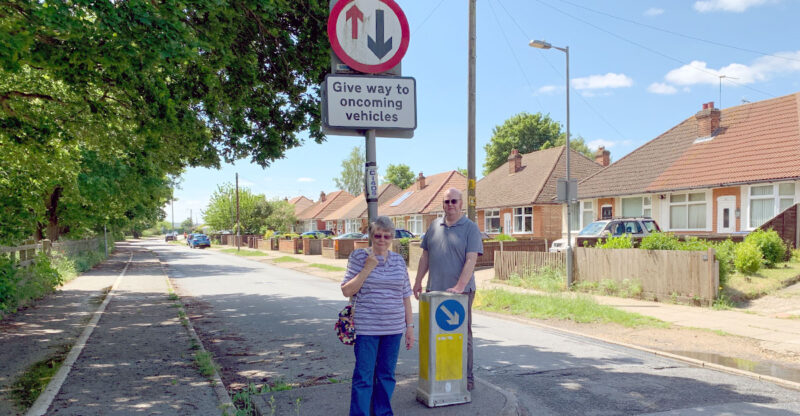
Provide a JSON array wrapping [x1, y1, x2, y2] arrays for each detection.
[[405, 329, 415, 350], [364, 248, 379, 272]]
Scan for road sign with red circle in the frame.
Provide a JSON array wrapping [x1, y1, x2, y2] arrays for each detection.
[[328, 0, 410, 74]]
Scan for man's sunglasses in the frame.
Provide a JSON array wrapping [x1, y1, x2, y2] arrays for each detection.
[[373, 234, 393, 240], [443, 199, 460, 205]]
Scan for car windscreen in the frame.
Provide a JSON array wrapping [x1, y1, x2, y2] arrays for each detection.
[[579, 222, 607, 236], [642, 221, 659, 232]]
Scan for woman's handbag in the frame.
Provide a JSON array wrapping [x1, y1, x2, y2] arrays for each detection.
[[335, 300, 356, 345]]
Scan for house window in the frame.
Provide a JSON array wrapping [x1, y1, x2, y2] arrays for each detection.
[[669, 192, 707, 230], [569, 202, 580, 231], [749, 183, 796, 228], [513, 206, 532, 233], [643, 196, 652, 218], [621, 197, 643, 217], [325, 221, 336, 231], [601, 205, 612, 219], [484, 210, 501, 233], [392, 216, 406, 230], [345, 219, 361, 234], [408, 215, 423, 236], [582, 201, 595, 229], [306, 221, 318, 232]]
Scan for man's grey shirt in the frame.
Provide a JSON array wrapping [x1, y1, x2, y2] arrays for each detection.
[[420, 215, 483, 293]]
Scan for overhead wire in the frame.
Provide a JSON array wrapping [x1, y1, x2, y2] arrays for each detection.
[[412, 0, 449, 35]]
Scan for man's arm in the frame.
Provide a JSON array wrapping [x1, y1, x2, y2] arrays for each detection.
[[413, 249, 429, 299], [446, 252, 478, 294]]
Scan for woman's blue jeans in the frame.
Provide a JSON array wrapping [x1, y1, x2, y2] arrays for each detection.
[[350, 333, 402, 416]]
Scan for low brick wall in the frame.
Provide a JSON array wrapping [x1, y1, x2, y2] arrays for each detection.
[[321, 239, 361, 259], [409, 241, 422, 271], [278, 238, 301, 254], [257, 239, 270, 250], [302, 238, 322, 255]]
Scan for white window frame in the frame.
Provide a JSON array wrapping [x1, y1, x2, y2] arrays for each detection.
[[643, 196, 652, 218], [581, 201, 595, 229], [484, 209, 501, 233], [345, 219, 360, 234], [325, 220, 336, 231], [747, 183, 796, 229], [569, 202, 581, 232], [668, 191, 709, 231], [512, 206, 533, 234], [407, 215, 423, 236], [392, 216, 406, 230]]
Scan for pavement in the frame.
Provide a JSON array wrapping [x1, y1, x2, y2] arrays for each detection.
[[2, 238, 799, 416]]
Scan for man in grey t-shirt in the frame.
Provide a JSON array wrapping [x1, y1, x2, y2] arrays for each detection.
[[413, 188, 483, 390]]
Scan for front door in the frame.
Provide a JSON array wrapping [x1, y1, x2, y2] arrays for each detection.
[[717, 196, 736, 233]]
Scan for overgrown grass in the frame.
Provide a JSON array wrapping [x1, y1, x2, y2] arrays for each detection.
[[721, 258, 800, 303], [1, 253, 63, 315], [194, 350, 219, 380], [230, 380, 295, 416], [475, 289, 668, 328], [273, 256, 305, 263], [308, 263, 346, 272], [503, 266, 565, 293], [573, 278, 644, 299], [219, 248, 267, 257], [10, 344, 70, 410]]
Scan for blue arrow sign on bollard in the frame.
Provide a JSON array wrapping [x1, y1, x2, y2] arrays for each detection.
[[435, 299, 466, 331]]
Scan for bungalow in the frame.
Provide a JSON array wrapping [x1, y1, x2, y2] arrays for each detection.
[[476, 146, 606, 241], [296, 190, 354, 233], [287, 196, 314, 233], [323, 183, 403, 234], [574, 93, 800, 235], [379, 171, 467, 236]]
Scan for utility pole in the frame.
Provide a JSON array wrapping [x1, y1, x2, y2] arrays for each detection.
[[171, 194, 175, 233], [236, 173, 240, 251], [467, 0, 477, 222]]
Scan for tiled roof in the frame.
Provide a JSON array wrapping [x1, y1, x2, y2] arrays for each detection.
[[296, 190, 354, 220], [476, 146, 603, 208], [288, 196, 313, 217], [323, 183, 403, 221], [379, 171, 467, 216], [579, 92, 800, 197]]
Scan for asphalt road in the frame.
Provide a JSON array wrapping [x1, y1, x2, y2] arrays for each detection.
[[146, 240, 800, 415]]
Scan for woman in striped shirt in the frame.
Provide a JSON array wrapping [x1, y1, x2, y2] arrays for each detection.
[[341, 216, 414, 416]]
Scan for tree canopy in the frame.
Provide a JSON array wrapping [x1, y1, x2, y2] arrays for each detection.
[[333, 146, 365, 196], [0, 1, 330, 244], [383, 164, 415, 189], [203, 184, 295, 235], [483, 112, 595, 175]]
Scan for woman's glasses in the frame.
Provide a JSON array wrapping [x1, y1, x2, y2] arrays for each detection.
[[373, 234, 393, 240], [443, 199, 460, 205]]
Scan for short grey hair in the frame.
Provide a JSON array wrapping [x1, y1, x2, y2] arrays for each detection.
[[369, 216, 395, 239]]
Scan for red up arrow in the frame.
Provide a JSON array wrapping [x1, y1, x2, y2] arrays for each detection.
[[346, 5, 363, 39]]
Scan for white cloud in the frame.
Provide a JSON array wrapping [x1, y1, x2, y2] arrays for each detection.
[[572, 73, 633, 90], [662, 52, 800, 87], [297, 177, 315, 182], [588, 139, 617, 149], [694, 0, 772, 13], [238, 178, 255, 187], [647, 82, 678, 95], [644, 7, 664, 16], [536, 85, 558, 95]]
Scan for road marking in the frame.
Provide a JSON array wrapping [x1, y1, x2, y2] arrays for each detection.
[[26, 251, 133, 416]]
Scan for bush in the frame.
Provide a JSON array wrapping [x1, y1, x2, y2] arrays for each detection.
[[744, 229, 787, 267], [639, 232, 680, 250], [263, 230, 276, 239], [734, 242, 762, 275], [0, 253, 62, 314], [714, 239, 736, 285], [595, 235, 633, 249], [489, 234, 516, 242]]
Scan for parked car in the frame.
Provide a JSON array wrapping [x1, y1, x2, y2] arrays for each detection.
[[394, 229, 414, 239], [164, 231, 178, 242], [301, 230, 335, 239], [188, 233, 211, 249], [549, 217, 661, 252], [335, 232, 367, 239]]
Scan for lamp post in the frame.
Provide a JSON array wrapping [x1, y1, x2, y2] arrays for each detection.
[[530, 39, 573, 287]]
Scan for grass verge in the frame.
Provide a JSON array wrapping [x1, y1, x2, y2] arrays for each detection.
[[308, 263, 346, 272], [10, 344, 70, 410], [475, 289, 668, 328], [219, 248, 267, 257], [722, 259, 800, 303], [273, 256, 305, 263]]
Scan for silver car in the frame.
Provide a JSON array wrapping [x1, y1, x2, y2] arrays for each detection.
[[549, 218, 661, 252]]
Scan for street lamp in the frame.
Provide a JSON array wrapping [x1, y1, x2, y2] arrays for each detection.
[[530, 39, 574, 287]]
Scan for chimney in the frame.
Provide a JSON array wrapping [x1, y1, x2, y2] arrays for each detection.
[[507, 148, 522, 174], [695, 101, 721, 137], [417, 172, 426, 190], [594, 146, 610, 167], [284, 197, 289, 202], [319, 191, 326, 202]]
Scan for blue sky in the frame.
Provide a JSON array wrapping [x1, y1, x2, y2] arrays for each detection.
[[165, 0, 800, 225]]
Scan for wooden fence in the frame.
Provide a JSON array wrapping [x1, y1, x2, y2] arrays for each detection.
[[1, 238, 100, 268], [479, 239, 548, 267], [494, 251, 566, 280], [573, 247, 719, 304]]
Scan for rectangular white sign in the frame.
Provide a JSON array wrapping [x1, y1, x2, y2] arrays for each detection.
[[325, 75, 416, 130]]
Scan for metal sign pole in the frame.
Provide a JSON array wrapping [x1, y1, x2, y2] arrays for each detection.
[[365, 129, 378, 230]]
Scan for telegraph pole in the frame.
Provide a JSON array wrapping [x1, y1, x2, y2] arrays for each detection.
[[236, 173, 240, 251], [467, 0, 477, 221]]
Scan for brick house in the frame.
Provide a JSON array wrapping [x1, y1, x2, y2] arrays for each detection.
[[287, 196, 314, 233], [296, 190, 354, 233], [323, 183, 403, 234], [575, 93, 800, 235], [476, 146, 606, 241], [379, 171, 467, 236]]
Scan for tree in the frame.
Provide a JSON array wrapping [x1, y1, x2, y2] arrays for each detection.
[[181, 218, 194, 232], [483, 112, 563, 175], [264, 200, 297, 233], [383, 164, 416, 189], [334, 146, 365, 195], [541, 135, 595, 160], [203, 184, 269, 234]]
